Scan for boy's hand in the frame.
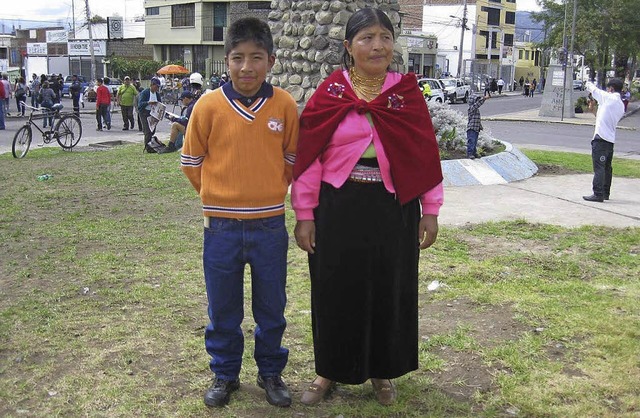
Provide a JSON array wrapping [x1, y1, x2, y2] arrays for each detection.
[[294, 220, 316, 254]]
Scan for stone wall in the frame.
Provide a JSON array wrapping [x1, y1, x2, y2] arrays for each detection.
[[267, 0, 403, 105], [107, 38, 153, 60]]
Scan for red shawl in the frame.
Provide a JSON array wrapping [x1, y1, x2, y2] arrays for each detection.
[[293, 70, 443, 205]]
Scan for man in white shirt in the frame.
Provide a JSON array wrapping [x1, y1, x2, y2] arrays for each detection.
[[583, 78, 625, 202]]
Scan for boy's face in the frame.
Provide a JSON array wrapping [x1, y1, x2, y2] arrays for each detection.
[[225, 41, 275, 97]]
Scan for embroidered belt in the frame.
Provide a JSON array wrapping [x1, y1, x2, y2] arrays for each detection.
[[348, 164, 383, 183]]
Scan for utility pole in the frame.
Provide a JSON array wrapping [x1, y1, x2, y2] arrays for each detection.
[[84, 0, 96, 82], [569, 0, 577, 72], [487, 27, 493, 80], [71, 0, 76, 38], [456, 0, 468, 77]]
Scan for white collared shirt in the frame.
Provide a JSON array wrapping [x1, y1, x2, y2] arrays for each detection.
[[585, 82, 625, 143]]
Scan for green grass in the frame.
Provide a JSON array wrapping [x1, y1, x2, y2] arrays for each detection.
[[523, 149, 640, 178], [1, 145, 639, 417]]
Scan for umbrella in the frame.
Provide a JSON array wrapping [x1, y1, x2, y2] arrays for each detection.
[[157, 64, 190, 75]]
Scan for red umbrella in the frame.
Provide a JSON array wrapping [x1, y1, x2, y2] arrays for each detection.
[[157, 64, 190, 75]]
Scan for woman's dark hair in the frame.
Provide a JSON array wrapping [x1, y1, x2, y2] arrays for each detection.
[[225, 17, 274, 56], [606, 78, 623, 93], [341, 8, 396, 69]]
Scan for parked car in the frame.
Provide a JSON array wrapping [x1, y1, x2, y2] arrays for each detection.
[[439, 78, 470, 103], [417, 78, 446, 103], [104, 78, 123, 96], [573, 80, 584, 91], [62, 75, 89, 97]]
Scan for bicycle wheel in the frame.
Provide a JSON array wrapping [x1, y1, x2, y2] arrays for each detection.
[[55, 115, 83, 149], [12, 125, 33, 158]]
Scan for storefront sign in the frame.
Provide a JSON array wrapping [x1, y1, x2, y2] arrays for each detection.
[[27, 43, 48, 55], [46, 30, 68, 43], [68, 40, 107, 56]]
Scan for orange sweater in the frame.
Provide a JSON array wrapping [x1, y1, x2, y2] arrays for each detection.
[[181, 85, 299, 219]]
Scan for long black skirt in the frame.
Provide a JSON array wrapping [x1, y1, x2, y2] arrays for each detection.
[[309, 180, 420, 384]]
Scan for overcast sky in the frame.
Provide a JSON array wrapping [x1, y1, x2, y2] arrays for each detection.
[[3, 0, 542, 29]]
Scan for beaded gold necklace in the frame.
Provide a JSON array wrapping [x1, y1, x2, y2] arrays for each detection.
[[349, 67, 386, 101]]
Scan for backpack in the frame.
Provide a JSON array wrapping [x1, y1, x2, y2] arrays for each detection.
[[146, 136, 166, 153]]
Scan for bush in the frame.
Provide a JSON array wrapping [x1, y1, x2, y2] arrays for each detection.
[[427, 100, 497, 158]]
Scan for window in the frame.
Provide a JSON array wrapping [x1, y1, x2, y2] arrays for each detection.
[[489, 0, 501, 2], [519, 50, 523, 59], [146, 7, 159, 16], [248, 1, 271, 9], [525, 50, 530, 60], [172, 3, 195, 27], [481, 7, 501, 26], [505, 11, 515, 25], [506, 0, 515, 2], [504, 33, 514, 46], [480, 31, 498, 49]]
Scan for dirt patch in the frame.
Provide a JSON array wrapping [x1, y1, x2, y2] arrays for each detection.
[[535, 163, 583, 176], [419, 299, 529, 403]]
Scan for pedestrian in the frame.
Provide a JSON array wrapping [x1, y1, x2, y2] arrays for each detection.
[[133, 79, 144, 131], [466, 92, 490, 159], [530, 78, 537, 97], [0, 79, 5, 130], [38, 81, 56, 128], [137, 77, 163, 152], [95, 78, 111, 131], [621, 88, 630, 112], [292, 8, 443, 407], [490, 78, 498, 95], [497, 77, 505, 94], [102, 77, 113, 128], [484, 78, 492, 97], [69, 74, 83, 117], [180, 17, 299, 408], [14, 77, 27, 116], [30, 73, 41, 109], [116, 76, 136, 130], [1, 74, 11, 116], [158, 90, 195, 153], [519, 76, 525, 91], [523, 81, 530, 97], [582, 78, 625, 202]]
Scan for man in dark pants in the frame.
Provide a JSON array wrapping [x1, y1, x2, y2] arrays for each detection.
[[583, 78, 625, 202], [69, 75, 82, 117], [137, 77, 163, 153]]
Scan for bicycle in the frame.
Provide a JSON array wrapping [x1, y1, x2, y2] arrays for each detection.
[[12, 102, 83, 158]]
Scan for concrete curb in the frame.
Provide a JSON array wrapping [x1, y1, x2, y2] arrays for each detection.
[[442, 140, 538, 187]]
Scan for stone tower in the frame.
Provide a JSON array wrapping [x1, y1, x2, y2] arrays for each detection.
[[267, 0, 403, 106]]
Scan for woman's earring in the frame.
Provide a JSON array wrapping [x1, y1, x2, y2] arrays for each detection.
[[349, 55, 354, 67]]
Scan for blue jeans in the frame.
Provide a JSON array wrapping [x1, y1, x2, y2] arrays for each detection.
[[203, 215, 289, 380], [466, 129, 479, 157]]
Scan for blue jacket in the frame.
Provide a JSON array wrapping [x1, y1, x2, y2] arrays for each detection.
[[137, 88, 163, 112]]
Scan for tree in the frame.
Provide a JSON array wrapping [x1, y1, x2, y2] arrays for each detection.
[[533, 0, 640, 85], [90, 15, 107, 24]]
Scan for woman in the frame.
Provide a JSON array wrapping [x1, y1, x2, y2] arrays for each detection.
[[292, 8, 444, 406], [14, 77, 27, 116], [38, 81, 56, 128]]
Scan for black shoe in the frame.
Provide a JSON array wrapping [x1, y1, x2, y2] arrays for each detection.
[[583, 194, 604, 202], [107, 124, 111, 130], [257, 375, 291, 407], [122, 127, 129, 131], [604, 195, 610, 200], [204, 378, 240, 407], [467, 154, 476, 160]]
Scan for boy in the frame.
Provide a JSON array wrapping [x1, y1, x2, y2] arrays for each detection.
[[466, 93, 490, 159], [180, 17, 299, 408]]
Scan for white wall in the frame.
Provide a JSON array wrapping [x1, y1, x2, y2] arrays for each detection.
[[423, 5, 476, 77], [26, 57, 48, 77]]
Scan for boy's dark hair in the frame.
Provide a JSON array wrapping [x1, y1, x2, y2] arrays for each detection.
[[606, 78, 623, 93], [342, 8, 396, 69], [225, 18, 273, 56]]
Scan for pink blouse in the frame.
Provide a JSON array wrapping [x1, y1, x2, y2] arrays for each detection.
[[292, 71, 444, 221]]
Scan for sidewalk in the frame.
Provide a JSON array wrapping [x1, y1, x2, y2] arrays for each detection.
[[485, 93, 640, 127]]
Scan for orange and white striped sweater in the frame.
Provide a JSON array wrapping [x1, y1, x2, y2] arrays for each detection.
[[181, 84, 299, 219]]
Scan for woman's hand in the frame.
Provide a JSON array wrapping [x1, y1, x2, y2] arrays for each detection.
[[418, 215, 438, 250], [295, 220, 316, 254]]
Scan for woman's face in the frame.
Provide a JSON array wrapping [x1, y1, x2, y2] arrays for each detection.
[[344, 24, 394, 77]]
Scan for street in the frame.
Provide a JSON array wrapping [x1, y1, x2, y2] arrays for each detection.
[[1, 92, 638, 158]]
